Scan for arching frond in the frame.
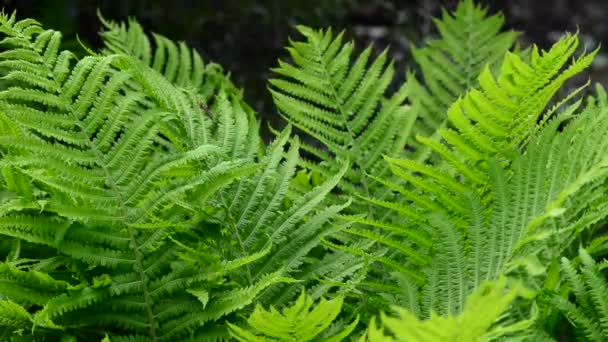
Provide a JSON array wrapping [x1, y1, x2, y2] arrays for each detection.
[[0, 299, 31, 329], [0, 13, 278, 341], [99, 15, 261, 158], [270, 25, 414, 214], [1, 2, 607, 342], [402, 33, 597, 198], [345, 34, 599, 287], [208, 125, 350, 306]]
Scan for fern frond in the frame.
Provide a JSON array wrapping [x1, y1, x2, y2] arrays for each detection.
[[439, 34, 595, 168], [156, 270, 294, 341], [207, 124, 351, 306], [100, 16, 260, 158], [270, 25, 413, 213], [421, 91, 608, 315], [0, 300, 32, 328], [362, 277, 532, 341], [0, 263, 68, 306], [228, 290, 358, 342], [409, 0, 518, 152], [99, 15, 242, 102], [396, 33, 598, 206], [351, 53, 604, 319], [0, 13, 274, 341], [327, 16, 594, 311], [548, 248, 608, 342]]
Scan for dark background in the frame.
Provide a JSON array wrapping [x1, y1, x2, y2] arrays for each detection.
[[2, 0, 607, 117]]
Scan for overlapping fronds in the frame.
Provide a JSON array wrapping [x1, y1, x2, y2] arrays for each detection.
[[1, 1, 608, 341], [404, 32, 597, 197], [362, 277, 533, 341], [547, 248, 608, 342], [413, 88, 608, 316], [99, 14, 243, 102], [99, 16, 261, 159], [0, 12, 284, 341], [228, 290, 358, 342], [409, 0, 518, 153], [0, 11, 254, 243], [0, 299, 31, 328], [342, 33, 599, 288], [270, 25, 414, 209], [210, 125, 351, 306]]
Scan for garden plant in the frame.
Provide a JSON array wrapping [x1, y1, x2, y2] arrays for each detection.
[[0, 0, 607, 341]]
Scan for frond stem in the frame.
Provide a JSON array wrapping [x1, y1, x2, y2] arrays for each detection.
[[25, 32, 161, 340]]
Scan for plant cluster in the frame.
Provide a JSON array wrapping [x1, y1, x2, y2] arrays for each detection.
[[0, 1, 607, 341]]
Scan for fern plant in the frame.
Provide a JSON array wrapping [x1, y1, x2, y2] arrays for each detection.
[[269, 25, 413, 216], [546, 248, 608, 341], [104, 18, 358, 303], [0, 12, 259, 341], [2, 1, 608, 341], [265, 1, 608, 340], [334, 28, 600, 293], [0, 12, 345, 341], [407, 0, 518, 161], [99, 14, 244, 105]]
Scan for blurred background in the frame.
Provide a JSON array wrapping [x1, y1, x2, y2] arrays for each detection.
[[2, 0, 607, 117]]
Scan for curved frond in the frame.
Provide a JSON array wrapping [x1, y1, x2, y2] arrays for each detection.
[[0, 13, 270, 341], [99, 15, 243, 102]]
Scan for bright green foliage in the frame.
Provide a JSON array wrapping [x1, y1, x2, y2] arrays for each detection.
[[0, 299, 31, 329], [270, 25, 413, 212], [98, 16, 260, 156], [228, 290, 358, 341], [207, 126, 351, 306], [342, 33, 601, 299], [0, 11, 255, 341], [362, 277, 532, 341], [548, 248, 608, 342], [408, 32, 597, 193], [0, 12, 339, 341], [1, 1, 608, 341], [420, 88, 608, 316], [408, 0, 518, 156], [440, 34, 596, 166], [99, 14, 243, 103]]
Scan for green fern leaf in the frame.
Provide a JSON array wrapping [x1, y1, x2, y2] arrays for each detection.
[[362, 277, 532, 341], [409, 0, 518, 159], [99, 15, 243, 103], [228, 290, 358, 342], [270, 25, 413, 214], [0, 12, 276, 341], [548, 248, 608, 342]]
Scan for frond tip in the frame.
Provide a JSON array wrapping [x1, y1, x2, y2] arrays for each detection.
[[270, 25, 413, 204], [362, 277, 532, 341], [228, 290, 358, 342], [409, 0, 518, 144]]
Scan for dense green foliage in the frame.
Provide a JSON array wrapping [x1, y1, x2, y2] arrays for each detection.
[[0, 0, 607, 341]]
